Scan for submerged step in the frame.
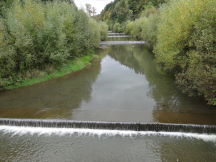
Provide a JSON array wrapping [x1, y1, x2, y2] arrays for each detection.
[[108, 33, 125, 35], [100, 41, 145, 45], [107, 35, 131, 38], [0, 118, 216, 134]]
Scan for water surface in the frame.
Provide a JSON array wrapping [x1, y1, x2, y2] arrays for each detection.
[[0, 131, 216, 162], [0, 43, 215, 124], [0, 33, 216, 162]]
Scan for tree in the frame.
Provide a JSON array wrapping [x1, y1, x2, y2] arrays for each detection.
[[85, 3, 92, 16], [85, 4, 96, 16], [92, 7, 97, 16]]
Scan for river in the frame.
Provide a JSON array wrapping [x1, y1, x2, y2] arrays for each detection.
[[0, 33, 216, 161]]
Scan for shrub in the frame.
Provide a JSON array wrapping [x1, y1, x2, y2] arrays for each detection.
[[125, 7, 159, 47], [0, 0, 102, 87], [155, 0, 216, 105], [155, 0, 206, 69], [99, 22, 108, 41], [112, 22, 124, 33], [0, 0, 14, 16]]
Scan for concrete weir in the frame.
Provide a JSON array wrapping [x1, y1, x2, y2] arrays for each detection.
[[100, 41, 145, 45], [0, 118, 216, 134]]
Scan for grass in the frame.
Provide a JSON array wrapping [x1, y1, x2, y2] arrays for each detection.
[[6, 54, 99, 90]]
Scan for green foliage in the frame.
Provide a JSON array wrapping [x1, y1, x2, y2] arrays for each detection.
[[6, 54, 96, 89], [0, 0, 102, 88], [0, 0, 75, 16], [99, 22, 108, 41], [128, 0, 165, 19], [101, 0, 166, 30], [103, 0, 216, 105], [155, 0, 216, 105], [100, 0, 131, 32], [125, 7, 159, 47], [0, 0, 13, 16], [112, 22, 125, 33], [113, 0, 132, 23], [155, 0, 205, 69]]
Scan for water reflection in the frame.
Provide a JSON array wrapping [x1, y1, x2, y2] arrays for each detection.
[[0, 44, 215, 124], [109, 45, 216, 124], [111, 45, 188, 108], [0, 59, 101, 119]]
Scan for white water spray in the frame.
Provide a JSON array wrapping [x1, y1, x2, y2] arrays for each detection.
[[0, 125, 216, 142]]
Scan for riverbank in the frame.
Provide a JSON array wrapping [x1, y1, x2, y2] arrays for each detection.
[[5, 54, 100, 90]]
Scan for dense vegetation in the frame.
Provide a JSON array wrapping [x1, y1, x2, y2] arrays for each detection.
[[102, 0, 216, 105], [125, 6, 159, 48], [155, 0, 216, 105], [100, 0, 165, 32], [0, 0, 107, 88]]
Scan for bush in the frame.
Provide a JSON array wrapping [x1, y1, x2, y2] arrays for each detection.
[[111, 22, 122, 33], [155, 0, 216, 105], [99, 22, 108, 41], [0, 0, 102, 87], [125, 7, 159, 47], [0, 0, 14, 16]]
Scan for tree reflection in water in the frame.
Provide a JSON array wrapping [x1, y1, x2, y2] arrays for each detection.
[[0, 57, 102, 119], [109, 45, 216, 124]]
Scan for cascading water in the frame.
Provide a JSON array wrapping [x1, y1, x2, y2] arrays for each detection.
[[108, 35, 131, 38], [1, 118, 216, 134], [1, 118, 216, 141], [100, 32, 144, 45], [100, 41, 145, 45]]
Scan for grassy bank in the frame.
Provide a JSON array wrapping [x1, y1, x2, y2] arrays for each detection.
[[5, 54, 98, 90]]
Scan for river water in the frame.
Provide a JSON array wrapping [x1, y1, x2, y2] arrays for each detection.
[[0, 33, 216, 161], [0, 40, 215, 124], [1, 132, 216, 162]]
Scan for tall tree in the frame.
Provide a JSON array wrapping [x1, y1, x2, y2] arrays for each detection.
[[85, 3, 93, 16], [92, 7, 97, 16], [85, 4, 97, 16]]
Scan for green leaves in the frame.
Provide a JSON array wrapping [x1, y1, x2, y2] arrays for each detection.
[[155, 0, 216, 105], [125, 7, 158, 48], [0, 0, 104, 88], [122, 0, 216, 105]]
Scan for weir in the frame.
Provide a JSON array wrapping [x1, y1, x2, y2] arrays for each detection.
[[0, 118, 216, 134], [107, 32, 126, 36], [107, 35, 131, 38], [100, 41, 145, 45]]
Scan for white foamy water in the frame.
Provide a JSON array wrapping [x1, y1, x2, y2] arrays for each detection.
[[0, 125, 216, 142]]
